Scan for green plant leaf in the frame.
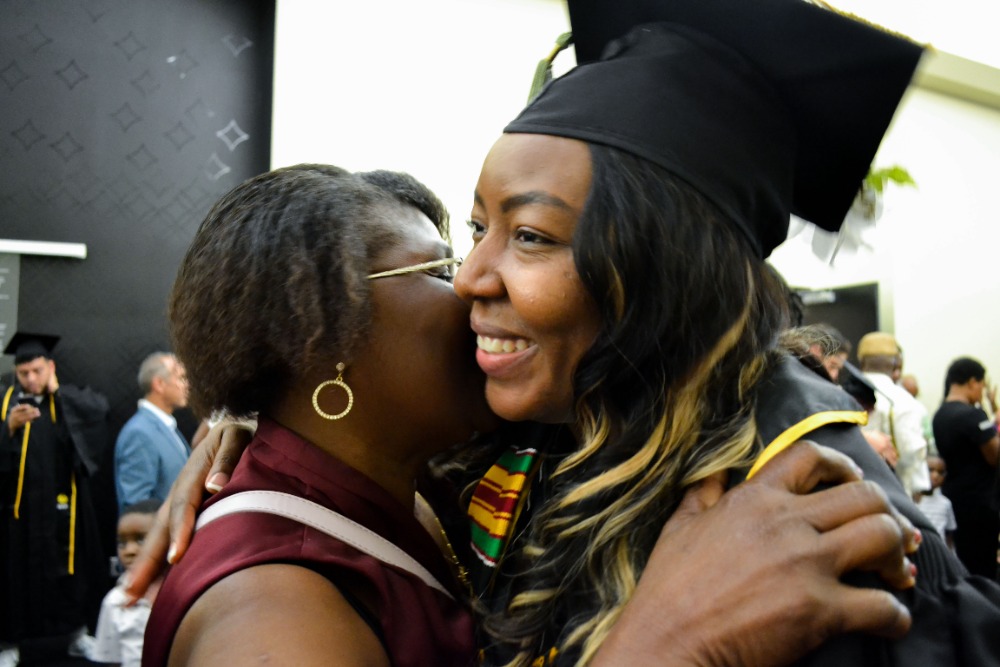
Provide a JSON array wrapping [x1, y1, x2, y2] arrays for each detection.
[[864, 165, 917, 193]]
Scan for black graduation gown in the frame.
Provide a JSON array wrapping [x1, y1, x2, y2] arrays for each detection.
[[461, 355, 1000, 666], [0, 383, 109, 648], [751, 354, 1000, 666]]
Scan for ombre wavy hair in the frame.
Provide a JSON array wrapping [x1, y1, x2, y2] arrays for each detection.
[[482, 143, 793, 665]]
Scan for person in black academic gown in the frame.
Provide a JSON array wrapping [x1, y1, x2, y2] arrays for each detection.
[[0, 332, 109, 663]]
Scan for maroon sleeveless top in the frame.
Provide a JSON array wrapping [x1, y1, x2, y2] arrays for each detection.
[[142, 418, 476, 666]]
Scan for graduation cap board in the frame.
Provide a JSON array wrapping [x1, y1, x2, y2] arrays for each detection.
[[505, 0, 926, 257], [3, 331, 60, 363]]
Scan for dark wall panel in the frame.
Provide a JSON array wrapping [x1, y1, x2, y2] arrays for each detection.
[[1, 0, 274, 430], [0, 0, 274, 567]]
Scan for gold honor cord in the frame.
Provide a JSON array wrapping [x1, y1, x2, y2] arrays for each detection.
[[69, 475, 77, 574], [14, 423, 30, 519], [1, 386, 12, 419], [746, 410, 868, 479], [11, 394, 57, 519], [3, 390, 71, 575]]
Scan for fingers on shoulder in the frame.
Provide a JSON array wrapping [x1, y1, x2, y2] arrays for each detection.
[[820, 509, 911, 583], [826, 587, 912, 640], [753, 440, 862, 493]]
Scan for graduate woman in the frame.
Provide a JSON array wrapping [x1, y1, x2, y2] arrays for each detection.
[[448, 0, 1000, 663]]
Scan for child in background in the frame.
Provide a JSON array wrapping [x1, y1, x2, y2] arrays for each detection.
[[915, 455, 958, 551], [90, 500, 162, 667]]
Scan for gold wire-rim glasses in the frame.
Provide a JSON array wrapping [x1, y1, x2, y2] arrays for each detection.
[[366, 256, 463, 280]]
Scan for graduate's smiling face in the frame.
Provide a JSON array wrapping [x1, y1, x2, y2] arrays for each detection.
[[454, 133, 601, 424], [15, 356, 54, 395]]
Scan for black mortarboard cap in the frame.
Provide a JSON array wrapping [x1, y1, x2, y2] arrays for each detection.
[[3, 331, 60, 362], [504, 0, 925, 257]]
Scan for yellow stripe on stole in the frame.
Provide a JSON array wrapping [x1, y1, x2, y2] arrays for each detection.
[[468, 498, 514, 536], [469, 466, 531, 536], [746, 410, 868, 479]]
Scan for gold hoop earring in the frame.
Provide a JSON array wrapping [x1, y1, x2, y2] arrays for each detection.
[[312, 363, 354, 420]]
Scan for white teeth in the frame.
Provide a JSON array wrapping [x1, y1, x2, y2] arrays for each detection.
[[477, 335, 531, 354]]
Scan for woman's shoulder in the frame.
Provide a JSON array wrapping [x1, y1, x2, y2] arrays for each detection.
[[170, 563, 391, 667]]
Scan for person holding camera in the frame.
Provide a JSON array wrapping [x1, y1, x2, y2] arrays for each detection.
[[0, 332, 109, 666]]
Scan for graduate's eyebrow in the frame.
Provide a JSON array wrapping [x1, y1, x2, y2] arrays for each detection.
[[473, 190, 574, 214]]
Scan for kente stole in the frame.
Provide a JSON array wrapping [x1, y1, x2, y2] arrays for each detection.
[[468, 446, 538, 567]]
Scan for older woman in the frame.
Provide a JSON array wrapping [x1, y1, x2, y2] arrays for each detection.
[[143, 165, 495, 666]]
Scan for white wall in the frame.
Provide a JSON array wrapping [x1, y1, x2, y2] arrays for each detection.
[[273, 0, 1000, 412], [827, 0, 1000, 70], [272, 0, 570, 259], [770, 71, 1000, 410]]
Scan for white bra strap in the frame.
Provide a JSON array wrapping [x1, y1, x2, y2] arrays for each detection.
[[196, 490, 454, 600]]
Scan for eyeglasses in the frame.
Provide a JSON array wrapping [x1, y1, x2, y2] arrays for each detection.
[[366, 256, 463, 280]]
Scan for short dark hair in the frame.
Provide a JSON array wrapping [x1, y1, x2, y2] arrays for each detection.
[[944, 356, 986, 389], [121, 499, 161, 517], [169, 164, 448, 418]]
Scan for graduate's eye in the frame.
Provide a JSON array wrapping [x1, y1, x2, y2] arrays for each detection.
[[514, 228, 555, 245]]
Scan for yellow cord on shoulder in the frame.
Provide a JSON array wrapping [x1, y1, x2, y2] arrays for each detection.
[[746, 410, 868, 479], [1, 386, 13, 420]]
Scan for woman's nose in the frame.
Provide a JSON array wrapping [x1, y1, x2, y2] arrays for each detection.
[[454, 238, 504, 303]]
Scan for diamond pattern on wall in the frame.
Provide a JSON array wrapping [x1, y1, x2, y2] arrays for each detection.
[[222, 34, 253, 56], [1, 0, 273, 464], [130, 69, 159, 97], [0, 61, 29, 92], [204, 152, 230, 180], [164, 121, 195, 150], [82, 0, 113, 23], [55, 59, 88, 89], [50, 132, 84, 161], [111, 102, 142, 132], [19, 24, 52, 53], [125, 143, 157, 171], [114, 31, 147, 61], [216, 119, 248, 151], [11, 120, 44, 150]]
